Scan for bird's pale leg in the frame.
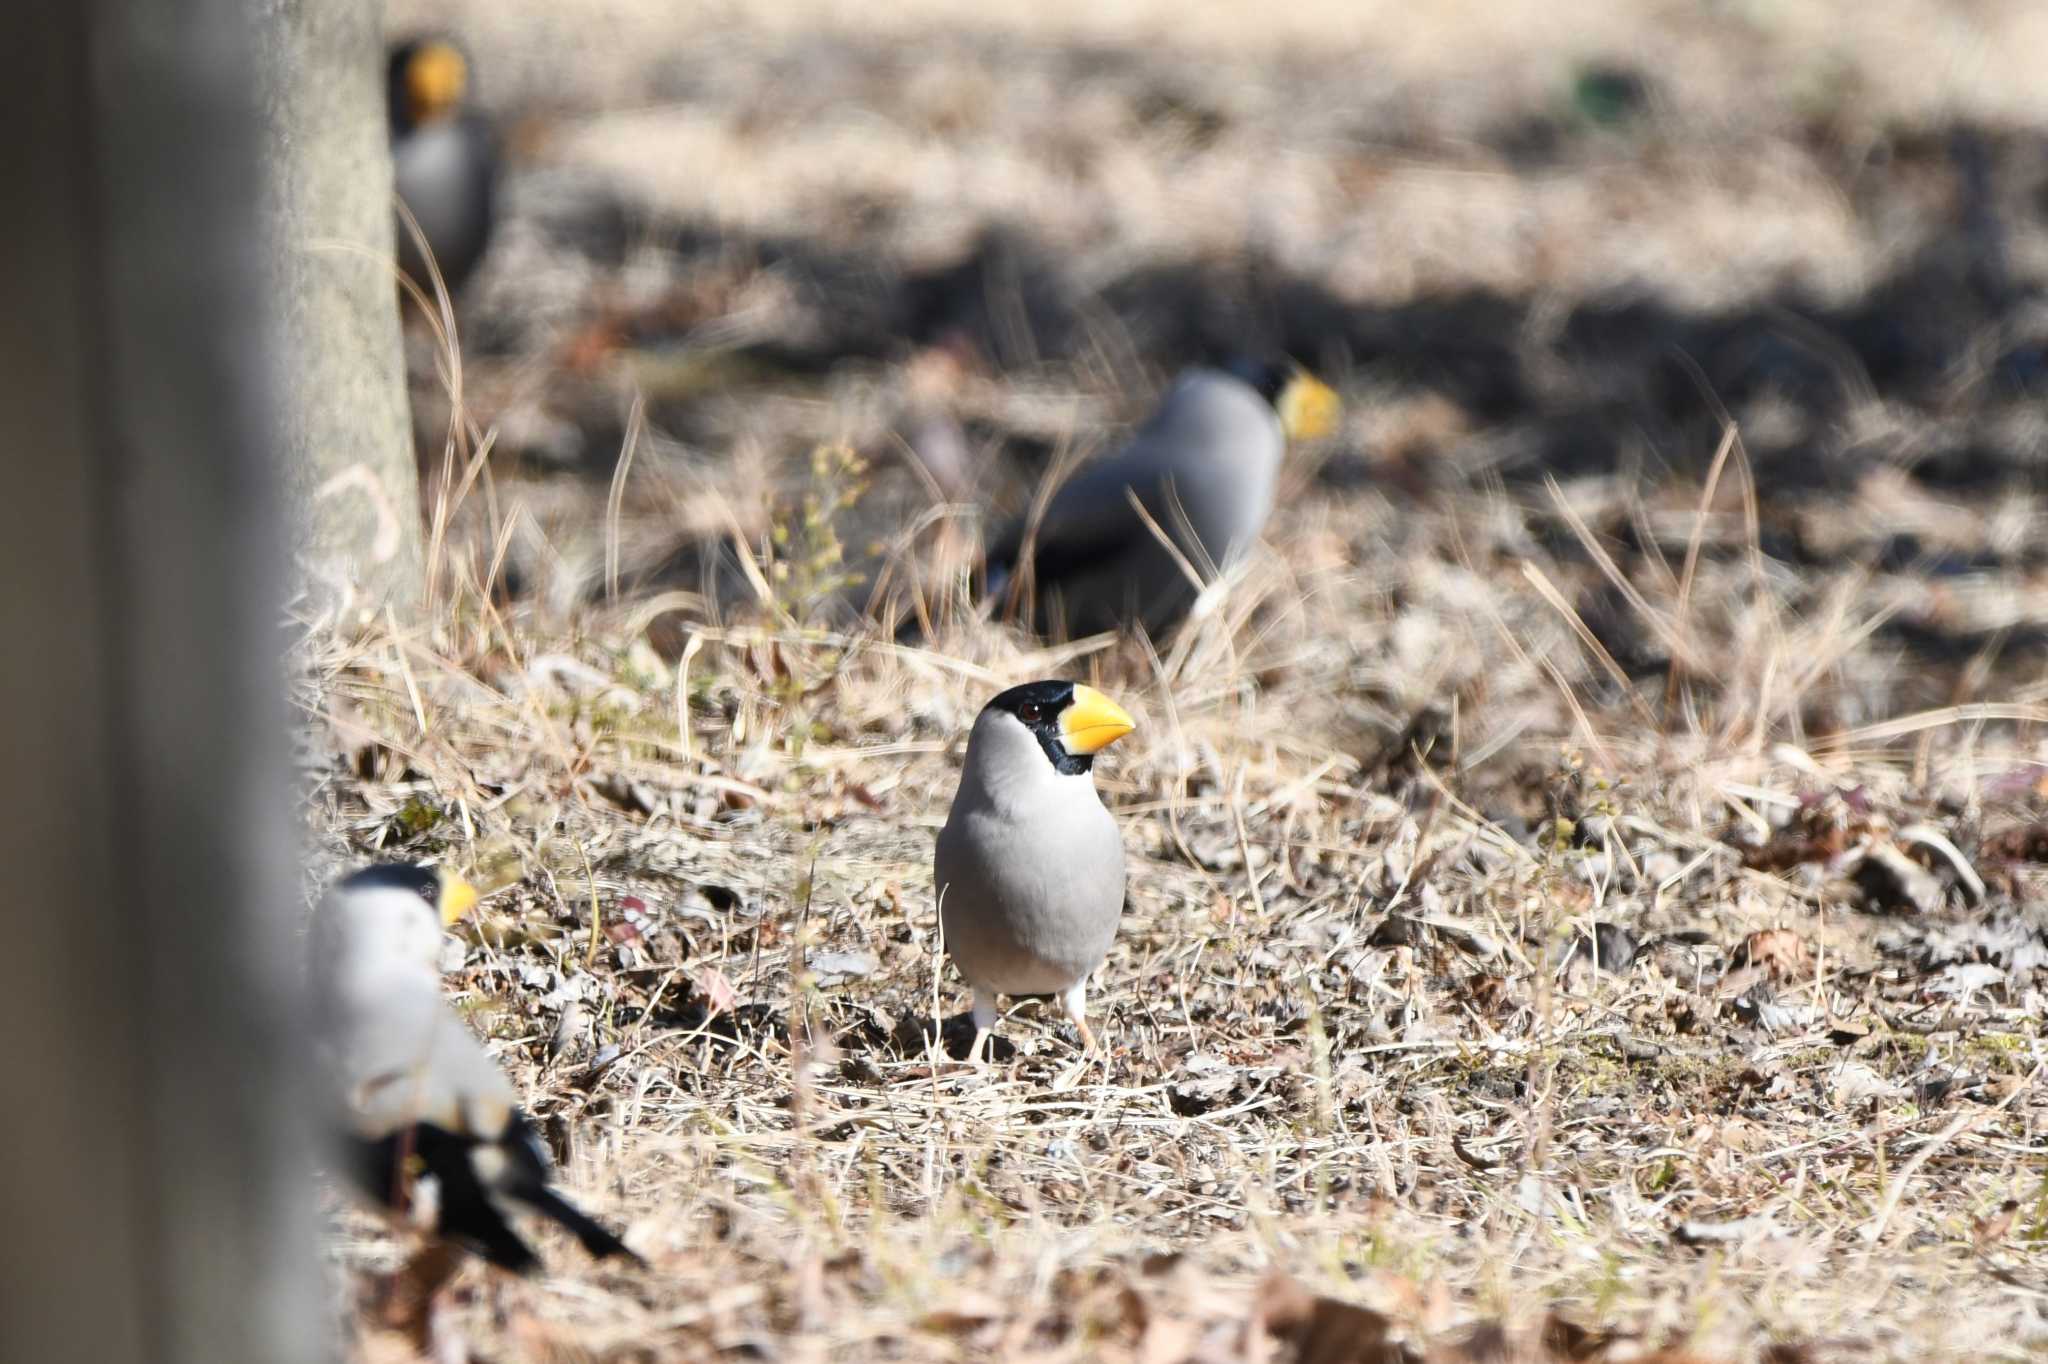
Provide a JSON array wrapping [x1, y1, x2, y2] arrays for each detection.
[[969, 989, 999, 1065], [1059, 980, 1097, 1054]]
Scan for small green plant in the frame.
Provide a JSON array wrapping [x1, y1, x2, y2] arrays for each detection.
[[394, 797, 442, 836], [769, 443, 871, 628]]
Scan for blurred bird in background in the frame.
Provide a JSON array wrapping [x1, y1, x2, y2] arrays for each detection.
[[387, 37, 499, 303], [983, 357, 1338, 639]]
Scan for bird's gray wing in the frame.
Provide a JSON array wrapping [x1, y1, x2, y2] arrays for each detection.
[[988, 370, 1268, 585], [986, 430, 1188, 585], [393, 115, 499, 294]]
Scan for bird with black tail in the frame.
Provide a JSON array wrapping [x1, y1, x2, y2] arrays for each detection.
[[310, 863, 641, 1275]]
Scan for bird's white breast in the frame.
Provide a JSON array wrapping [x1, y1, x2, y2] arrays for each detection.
[[936, 712, 1126, 994]]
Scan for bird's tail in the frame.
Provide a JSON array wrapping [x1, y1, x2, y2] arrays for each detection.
[[521, 1185, 645, 1267]]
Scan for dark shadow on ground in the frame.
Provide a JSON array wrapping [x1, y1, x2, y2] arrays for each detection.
[[459, 117, 2048, 672]]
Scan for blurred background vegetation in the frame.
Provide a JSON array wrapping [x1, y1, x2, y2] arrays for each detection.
[[393, 0, 2046, 701]]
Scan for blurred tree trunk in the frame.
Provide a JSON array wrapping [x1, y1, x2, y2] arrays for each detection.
[[260, 0, 422, 615], [0, 1, 322, 1361]]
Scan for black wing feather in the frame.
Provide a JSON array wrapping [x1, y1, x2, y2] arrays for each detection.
[[347, 1109, 638, 1272]]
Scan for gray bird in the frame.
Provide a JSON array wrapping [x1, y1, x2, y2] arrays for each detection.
[[388, 38, 499, 300], [310, 863, 639, 1272], [935, 681, 1137, 1061], [984, 359, 1339, 638]]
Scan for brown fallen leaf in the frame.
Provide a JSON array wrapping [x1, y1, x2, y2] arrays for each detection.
[[557, 316, 627, 376], [1463, 973, 1511, 1015], [1048, 1263, 1150, 1348], [1726, 928, 1812, 984], [1974, 1199, 2021, 1251], [1741, 832, 1842, 874], [842, 776, 887, 812], [1981, 822, 2048, 864], [1257, 1271, 1412, 1364], [916, 1292, 1009, 1336], [1431, 1312, 1618, 1363], [1541, 1313, 1617, 1361], [1757, 1345, 1817, 1364], [694, 965, 740, 1017], [1433, 1319, 1512, 1363]]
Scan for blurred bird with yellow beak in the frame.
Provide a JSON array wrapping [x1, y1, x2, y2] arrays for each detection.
[[387, 37, 499, 301], [983, 357, 1339, 638]]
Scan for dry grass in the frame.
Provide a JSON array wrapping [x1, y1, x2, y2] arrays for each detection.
[[311, 2, 2048, 1358], [303, 471, 2048, 1360]]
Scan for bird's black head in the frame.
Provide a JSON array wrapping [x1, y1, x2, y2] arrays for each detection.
[[1217, 355, 1292, 407], [337, 862, 478, 926], [340, 861, 440, 910], [388, 37, 471, 133], [984, 679, 1136, 776]]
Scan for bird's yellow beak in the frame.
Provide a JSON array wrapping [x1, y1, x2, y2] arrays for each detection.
[[436, 871, 480, 927], [1059, 684, 1136, 755], [406, 42, 469, 125], [1277, 370, 1340, 443]]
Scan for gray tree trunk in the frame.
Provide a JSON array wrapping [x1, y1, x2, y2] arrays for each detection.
[[0, 1, 323, 1361], [261, 0, 422, 616]]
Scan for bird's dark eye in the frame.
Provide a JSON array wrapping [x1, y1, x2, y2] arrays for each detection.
[[418, 881, 439, 904], [1018, 703, 1043, 724]]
